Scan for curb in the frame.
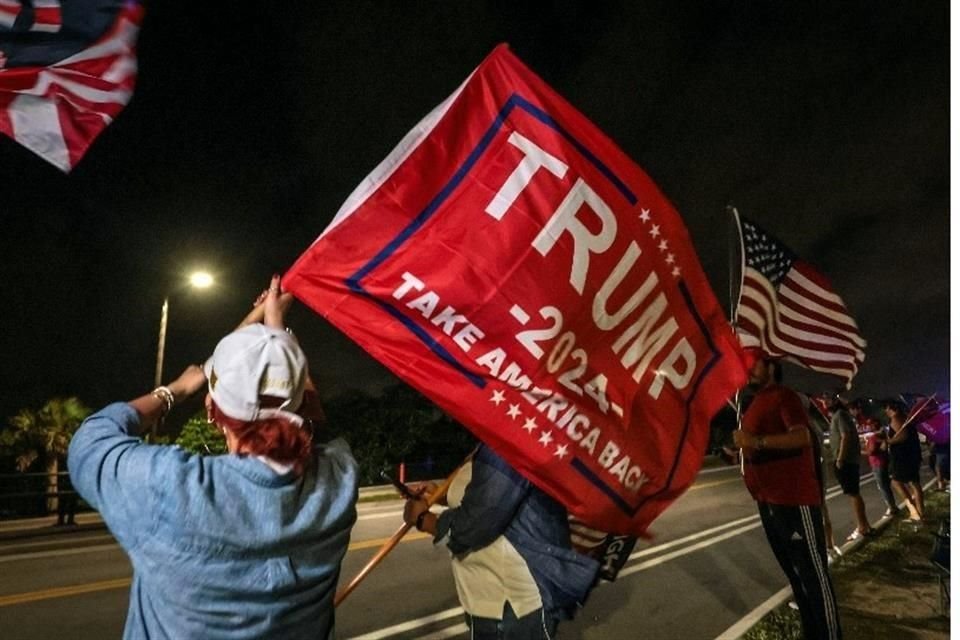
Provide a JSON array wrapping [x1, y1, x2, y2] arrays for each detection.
[[715, 476, 938, 639]]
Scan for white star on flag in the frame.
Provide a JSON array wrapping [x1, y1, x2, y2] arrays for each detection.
[[538, 431, 553, 447], [658, 239, 668, 252], [490, 389, 505, 406], [522, 417, 537, 433], [506, 404, 522, 420], [553, 444, 569, 459], [665, 253, 675, 264], [639, 208, 651, 222], [672, 266, 681, 278], [649, 224, 661, 238]]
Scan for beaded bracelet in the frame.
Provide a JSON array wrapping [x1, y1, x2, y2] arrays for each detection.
[[151, 385, 175, 416]]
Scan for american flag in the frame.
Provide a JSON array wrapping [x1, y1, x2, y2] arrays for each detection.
[[0, 1, 143, 172], [734, 213, 866, 386]]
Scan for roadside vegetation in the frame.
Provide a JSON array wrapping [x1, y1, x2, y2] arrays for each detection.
[[745, 490, 950, 640], [0, 384, 475, 517]]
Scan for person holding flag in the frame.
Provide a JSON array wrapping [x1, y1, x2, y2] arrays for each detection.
[[733, 351, 841, 640], [882, 399, 924, 521], [68, 277, 358, 640], [403, 443, 600, 639]]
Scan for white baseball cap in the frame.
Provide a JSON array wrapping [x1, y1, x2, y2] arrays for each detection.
[[204, 323, 308, 422]]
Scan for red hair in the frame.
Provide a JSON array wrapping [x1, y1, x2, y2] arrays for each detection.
[[210, 401, 314, 476]]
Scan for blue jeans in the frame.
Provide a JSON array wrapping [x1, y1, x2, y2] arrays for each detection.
[[872, 466, 897, 510], [465, 602, 557, 639]]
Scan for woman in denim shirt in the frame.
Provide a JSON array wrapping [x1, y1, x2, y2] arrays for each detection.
[[404, 444, 599, 638], [68, 277, 358, 639]]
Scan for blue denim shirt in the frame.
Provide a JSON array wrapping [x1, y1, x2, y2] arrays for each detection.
[[68, 403, 358, 640], [434, 446, 599, 619]]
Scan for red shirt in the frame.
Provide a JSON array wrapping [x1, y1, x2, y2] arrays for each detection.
[[866, 432, 888, 469], [741, 385, 822, 506]]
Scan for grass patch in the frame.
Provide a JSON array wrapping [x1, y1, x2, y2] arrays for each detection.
[[745, 490, 950, 640]]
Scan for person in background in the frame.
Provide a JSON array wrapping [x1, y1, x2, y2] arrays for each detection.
[[403, 443, 599, 639], [734, 354, 841, 640], [860, 404, 899, 517], [882, 399, 924, 521], [931, 440, 950, 492], [826, 395, 873, 541], [809, 414, 843, 559], [68, 277, 358, 640], [799, 395, 843, 558]]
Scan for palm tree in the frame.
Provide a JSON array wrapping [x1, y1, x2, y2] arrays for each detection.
[[0, 397, 90, 513]]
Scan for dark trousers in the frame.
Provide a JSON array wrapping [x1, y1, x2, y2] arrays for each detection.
[[758, 502, 842, 639], [465, 602, 557, 640]]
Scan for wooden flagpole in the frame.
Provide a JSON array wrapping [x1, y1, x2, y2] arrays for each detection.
[[727, 205, 746, 474], [334, 450, 476, 608], [902, 394, 937, 430]]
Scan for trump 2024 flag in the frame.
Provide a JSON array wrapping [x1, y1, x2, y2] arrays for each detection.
[[285, 45, 746, 535], [0, 0, 142, 171]]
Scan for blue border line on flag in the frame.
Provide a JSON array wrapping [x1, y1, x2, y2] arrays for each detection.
[[345, 93, 721, 518], [345, 93, 636, 388]]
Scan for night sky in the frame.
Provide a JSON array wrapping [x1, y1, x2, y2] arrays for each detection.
[[0, 1, 950, 429]]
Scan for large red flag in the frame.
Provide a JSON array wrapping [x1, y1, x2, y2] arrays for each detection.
[[0, 0, 142, 171], [284, 44, 746, 535]]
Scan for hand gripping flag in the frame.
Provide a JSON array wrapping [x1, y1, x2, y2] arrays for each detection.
[[0, 0, 143, 171], [284, 44, 746, 535], [734, 211, 866, 387]]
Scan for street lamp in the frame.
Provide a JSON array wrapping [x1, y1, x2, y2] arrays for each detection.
[[152, 270, 214, 438]]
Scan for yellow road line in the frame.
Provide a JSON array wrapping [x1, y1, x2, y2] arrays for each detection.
[[0, 479, 736, 608], [689, 477, 741, 491], [0, 577, 131, 607], [0, 532, 432, 607], [348, 530, 431, 550]]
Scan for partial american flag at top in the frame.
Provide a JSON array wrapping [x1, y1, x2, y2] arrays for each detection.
[[0, 0, 142, 172], [733, 211, 866, 386]]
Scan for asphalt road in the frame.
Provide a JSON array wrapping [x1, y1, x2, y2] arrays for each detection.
[[0, 458, 921, 639]]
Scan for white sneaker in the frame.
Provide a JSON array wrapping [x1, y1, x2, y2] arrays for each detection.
[[884, 507, 897, 517]]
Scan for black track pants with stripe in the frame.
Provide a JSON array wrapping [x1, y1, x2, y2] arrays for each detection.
[[758, 502, 842, 639]]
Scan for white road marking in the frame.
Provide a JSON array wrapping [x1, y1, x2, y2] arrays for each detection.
[[364, 475, 872, 639]]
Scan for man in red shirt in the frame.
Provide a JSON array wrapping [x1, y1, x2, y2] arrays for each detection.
[[734, 355, 842, 640]]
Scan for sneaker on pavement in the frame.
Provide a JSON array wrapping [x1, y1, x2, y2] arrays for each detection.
[[846, 529, 872, 542]]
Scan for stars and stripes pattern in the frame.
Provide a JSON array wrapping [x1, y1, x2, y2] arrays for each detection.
[[0, 0, 21, 29], [734, 213, 866, 386], [29, 0, 63, 33], [0, 0, 61, 31], [0, 2, 142, 171]]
